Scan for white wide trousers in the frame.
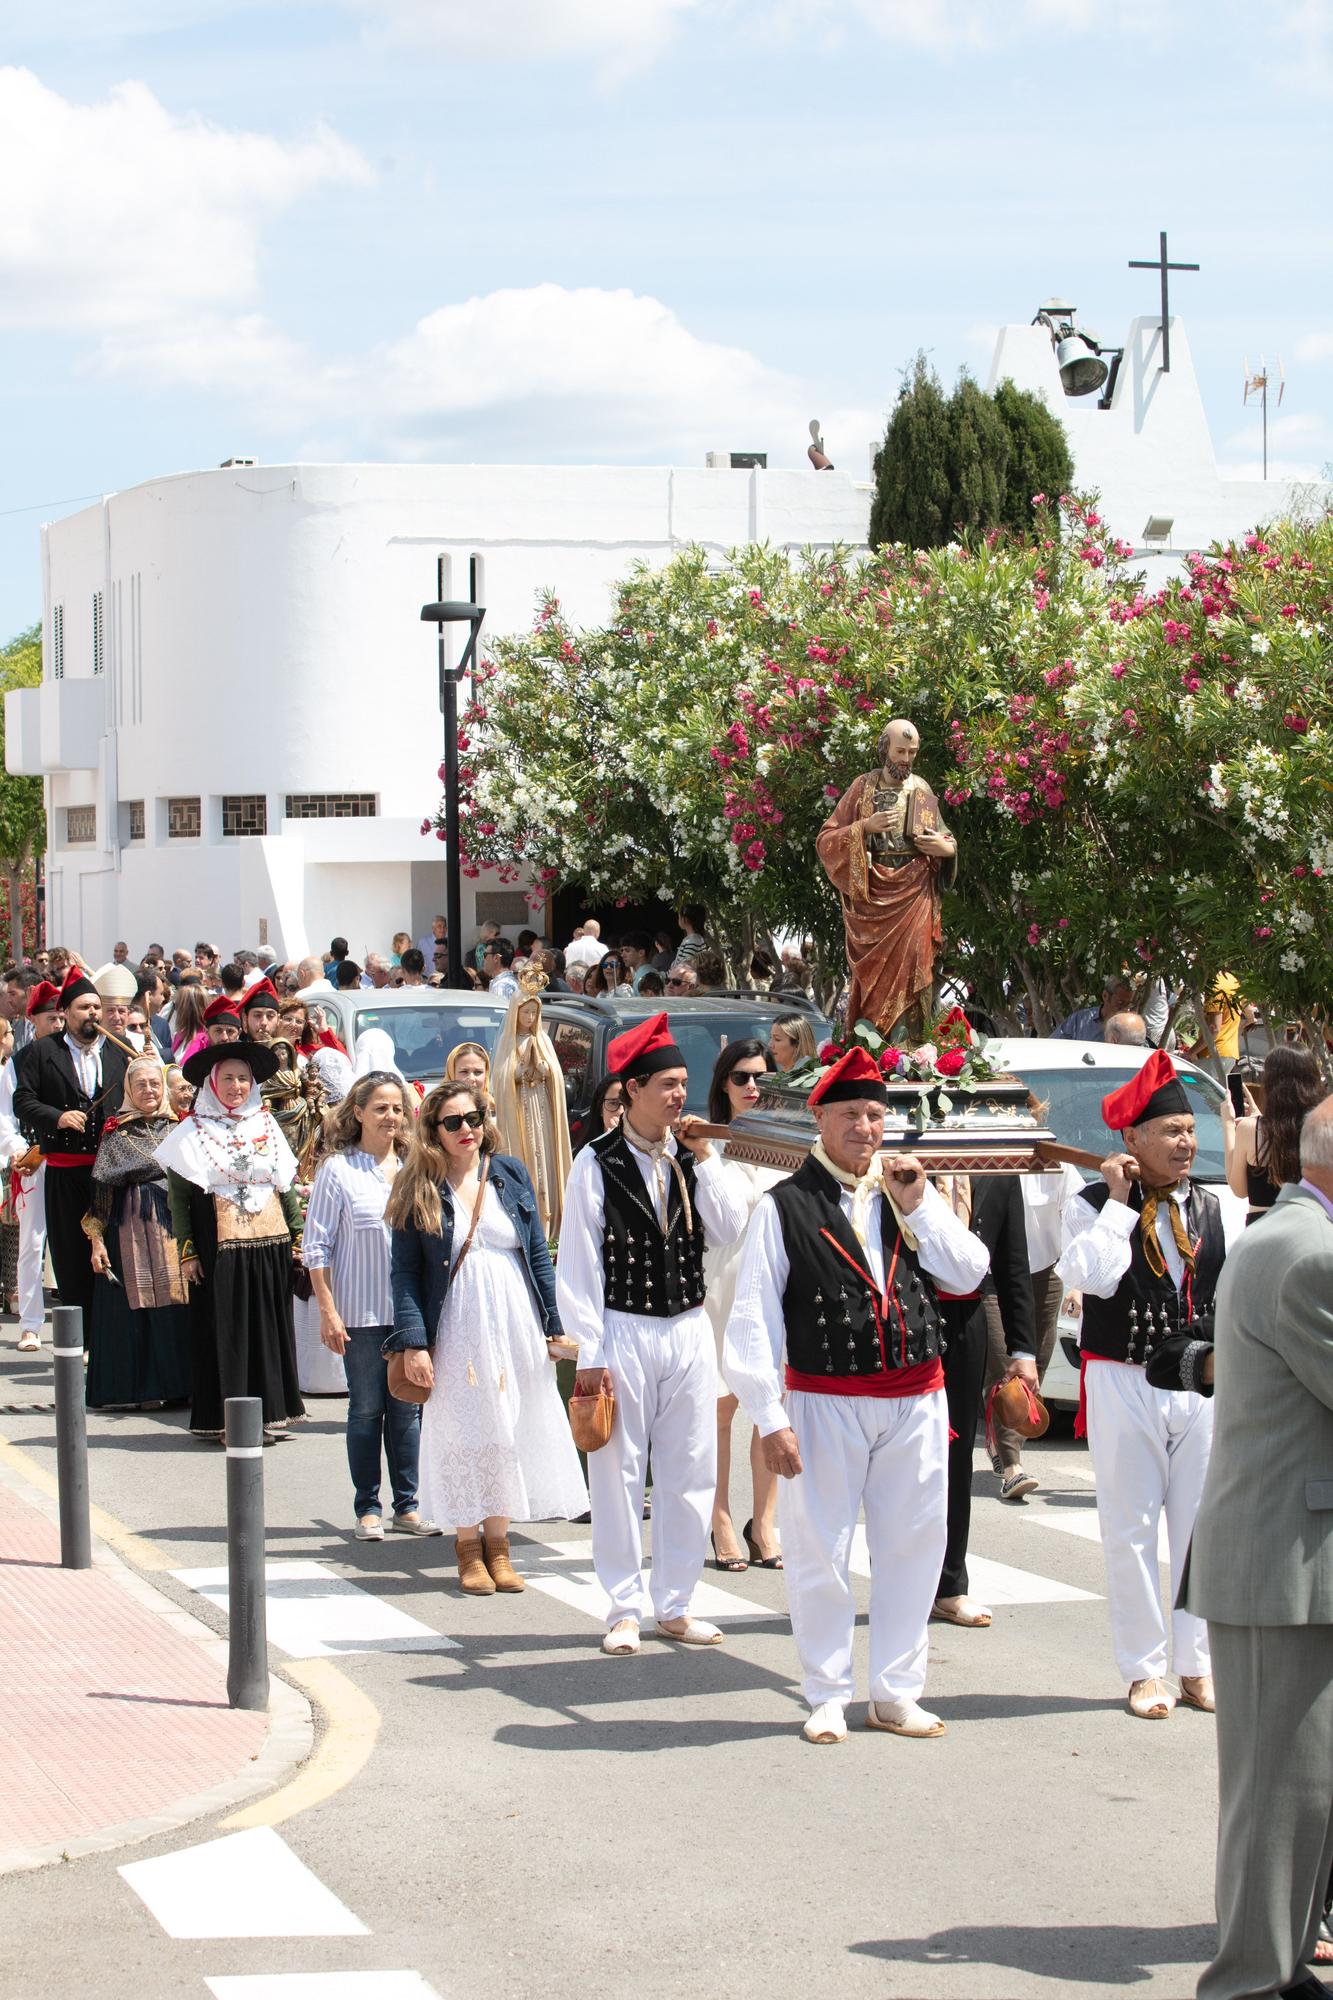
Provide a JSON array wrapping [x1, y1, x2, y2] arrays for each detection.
[[1083, 1359, 1213, 1683], [14, 1163, 46, 1334], [588, 1306, 716, 1627], [780, 1388, 948, 1708]]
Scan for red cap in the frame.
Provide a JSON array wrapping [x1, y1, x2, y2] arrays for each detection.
[[1101, 1048, 1191, 1131], [203, 994, 242, 1026], [25, 980, 60, 1019], [606, 1011, 685, 1080], [239, 978, 280, 1013], [809, 1045, 889, 1107], [58, 966, 97, 1007]]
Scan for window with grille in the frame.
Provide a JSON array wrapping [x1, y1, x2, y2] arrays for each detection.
[[92, 591, 104, 674], [284, 793, 378, 819], [167, 796, 201, 839], [65, 805, 95, 844], [127, 800, 145, 841], [222, 794, 267, 837], [52, 603, 64, 680]]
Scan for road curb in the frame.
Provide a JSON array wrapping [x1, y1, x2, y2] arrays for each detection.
[[0, 1437, 316, 1877]]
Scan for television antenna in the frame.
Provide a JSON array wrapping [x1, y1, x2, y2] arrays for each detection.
[[1243, 357, 1285, 480]]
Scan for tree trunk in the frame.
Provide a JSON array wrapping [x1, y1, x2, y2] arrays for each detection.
[[3, 862, 23, 964]]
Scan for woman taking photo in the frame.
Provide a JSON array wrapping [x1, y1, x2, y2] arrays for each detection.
[[1222, 1043, 1324, 1221], [303, 1072, 438, 1541], [84, 1056, 191, 1411], [386, 1081, 586, 1595], [155, 1042, 305, 1443], [769, 1013, 816, 1073], [702, 1040, 780, 1570]]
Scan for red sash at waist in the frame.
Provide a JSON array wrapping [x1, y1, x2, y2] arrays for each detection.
[[1074, 1351, 1132, 1438], [785, 1356, 945, 1400], [44, 1152, 96, 1168], [935, 1289, 981, 1302]]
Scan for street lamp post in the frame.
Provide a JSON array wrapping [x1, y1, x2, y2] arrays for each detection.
[[420, 564, 486, 991]]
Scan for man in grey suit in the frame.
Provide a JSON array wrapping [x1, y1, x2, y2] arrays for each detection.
[[1184, 1096, 1333, 2000]]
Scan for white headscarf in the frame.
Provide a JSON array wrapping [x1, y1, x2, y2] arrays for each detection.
[[153, 1064, 298, 1212], [353, 1026, 404, 1081]]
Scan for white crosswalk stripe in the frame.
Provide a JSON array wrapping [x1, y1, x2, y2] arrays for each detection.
[[205, 1977, 443, 1998], [1020, 1494, 1171, 1563], [172, 1560, 459, 1659], [519, 1535, 767, 1622], [121, 1828, 368, 1939], [847, 1524, 1100, 1604]]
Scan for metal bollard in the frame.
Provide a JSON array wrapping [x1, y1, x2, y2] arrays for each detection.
[[51, 1304, 91, 1570], [224, 1396, 269, 1711]]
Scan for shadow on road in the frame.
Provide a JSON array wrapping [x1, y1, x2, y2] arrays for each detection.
[[849, 1921, 1213, 1986]]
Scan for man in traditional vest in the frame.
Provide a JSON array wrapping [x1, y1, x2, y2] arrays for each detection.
[[1056, 1047, 1224, 1720], [0, 981, 62, 1350], [725, 1046, 991, 1744], [557, 1013, 750, 1656]]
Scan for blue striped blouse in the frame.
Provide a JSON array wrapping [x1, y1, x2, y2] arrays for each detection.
[[301, 1149, 397, 1327]]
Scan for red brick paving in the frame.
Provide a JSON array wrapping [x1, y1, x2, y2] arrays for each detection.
[[0, 1479, 268, 1855]]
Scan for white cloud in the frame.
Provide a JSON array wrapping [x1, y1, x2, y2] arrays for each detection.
[[1216, 405, 1333, 484], [0, 66, 371, 333], [1297, 331, 1333, 363]]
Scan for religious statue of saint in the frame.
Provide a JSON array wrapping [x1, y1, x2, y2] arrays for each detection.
[[815, 717, 957, 1039], [491, 965, 575, 1242]]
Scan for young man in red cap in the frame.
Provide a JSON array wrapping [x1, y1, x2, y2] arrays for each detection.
[[557, 1012, 750, 1655], [0, 981, 62, 1349], [1056, 1047, 1224, 1720], [14, 968, 128, 1335], [725, 1046, 991, 1743]]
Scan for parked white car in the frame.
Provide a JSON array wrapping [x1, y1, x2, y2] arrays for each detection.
[[986, 1039, 1247, 1411]]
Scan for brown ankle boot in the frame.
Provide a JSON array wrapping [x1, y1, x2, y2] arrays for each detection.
[[455, 1535, 496, 1594], [483, 1535, 525, 1592]]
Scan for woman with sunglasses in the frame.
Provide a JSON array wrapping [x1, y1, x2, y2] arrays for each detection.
[[386, 1081, 586, 1594], [703, 1040, 782, 1570]]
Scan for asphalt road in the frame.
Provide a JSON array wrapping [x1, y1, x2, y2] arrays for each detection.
[[0, 1337, 1222, 2000]]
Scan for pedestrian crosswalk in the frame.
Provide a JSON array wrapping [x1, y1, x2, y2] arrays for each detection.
[[847, 1524, 1100, 1606], [172, 1561, 459, 1659]]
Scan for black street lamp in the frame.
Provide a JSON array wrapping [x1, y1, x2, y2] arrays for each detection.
[[420, 565, 486, 991]]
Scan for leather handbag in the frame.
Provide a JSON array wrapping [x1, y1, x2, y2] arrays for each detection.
[[387, 1162, 491, 1406], [984, 1375, 1050, 1457], [568, 1384, 616, 1453]]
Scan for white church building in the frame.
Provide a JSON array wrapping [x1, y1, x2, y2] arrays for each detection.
[[9, 310, 1326, 963]]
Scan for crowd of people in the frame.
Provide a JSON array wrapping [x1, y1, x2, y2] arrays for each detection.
[[1, 919, 1330, 2000]]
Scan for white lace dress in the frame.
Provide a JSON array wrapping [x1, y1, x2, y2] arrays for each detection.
[[419, 1184, 588, 1531]]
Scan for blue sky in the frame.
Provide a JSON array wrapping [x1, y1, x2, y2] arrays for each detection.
[[2, 0, 1330, 636]]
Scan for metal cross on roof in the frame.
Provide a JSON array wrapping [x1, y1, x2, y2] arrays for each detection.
[[1128, 230, 1199, 374]]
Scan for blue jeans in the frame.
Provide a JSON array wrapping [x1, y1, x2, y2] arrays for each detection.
[[344, 1326, 420, 1518]]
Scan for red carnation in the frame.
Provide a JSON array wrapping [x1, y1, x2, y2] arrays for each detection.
[[936, 1048, 967, 1077], [818, 1041, 845, 1063]]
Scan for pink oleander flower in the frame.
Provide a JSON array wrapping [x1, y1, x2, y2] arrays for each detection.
[[1027, 922, 1041, 945], [1253, 925, 1273, 939]]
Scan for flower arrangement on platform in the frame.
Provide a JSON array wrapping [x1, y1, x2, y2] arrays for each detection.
[[786, 1006, 1010, 1129]]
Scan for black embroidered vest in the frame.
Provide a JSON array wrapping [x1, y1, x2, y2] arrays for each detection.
[[770, 1154, 944, 1378], [594, 1125, 707, 1320], [1079, 1179, 1226, 1365]]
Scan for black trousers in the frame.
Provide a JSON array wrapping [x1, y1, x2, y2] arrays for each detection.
[[44, 1164, 96, 1339], [938, 1298, 988, 1599]]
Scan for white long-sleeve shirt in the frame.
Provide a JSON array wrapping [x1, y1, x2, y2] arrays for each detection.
[[556, 1136, 750, 1369], [724, 1179, 993, 1438], [0, 1057, 25, 1164], [1055, 1185, 1191, 1298]]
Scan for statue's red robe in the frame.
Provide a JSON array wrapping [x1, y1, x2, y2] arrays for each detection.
[[816, 771, 947, 1037]]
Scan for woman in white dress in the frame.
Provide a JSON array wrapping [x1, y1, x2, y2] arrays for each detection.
[[703, 1040, 781, 1570], [490, 973, 574, 1244], [386, 1081, 586, 1595]]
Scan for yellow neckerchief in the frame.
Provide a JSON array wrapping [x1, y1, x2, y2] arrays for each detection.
[[621, 1119, 694, 1238], [811, 1139, 918, 1253], [1139, 1180, 1195, 1281]]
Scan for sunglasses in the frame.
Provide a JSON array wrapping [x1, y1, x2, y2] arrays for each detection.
[[730, 1068, 768, 1084], [666, 976, 685, 987], [437, 1110, 484, 1132]]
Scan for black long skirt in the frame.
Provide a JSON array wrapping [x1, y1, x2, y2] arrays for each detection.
[[85, 1187, 191, 1410], [185, 1188, 304, 1437]]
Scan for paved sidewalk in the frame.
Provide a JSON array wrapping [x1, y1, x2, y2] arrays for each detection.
[[0, 1460, 305, 1873]]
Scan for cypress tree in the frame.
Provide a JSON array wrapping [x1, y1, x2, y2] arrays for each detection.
[[993, 379, 1074, 537], [948, 373, 1010, 536], [868, 353, 953, 550]]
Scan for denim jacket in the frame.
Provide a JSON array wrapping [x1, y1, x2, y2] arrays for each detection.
[[386, 1152, 561, 1351]]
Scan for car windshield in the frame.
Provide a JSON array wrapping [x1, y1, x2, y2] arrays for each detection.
[[1029, 1063, 1226, 1181], [667, 1007, 830, 1115], [350, 1008, 502, 1081]]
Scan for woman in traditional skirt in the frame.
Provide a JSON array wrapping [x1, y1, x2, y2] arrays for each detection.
[[84, 1057, 191, 1410], [155, 1043, 305, 1443], [386, 1080, 586, 1594]]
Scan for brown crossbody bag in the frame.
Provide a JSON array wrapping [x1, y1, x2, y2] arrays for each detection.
[[387, 1162, 490, 1405]]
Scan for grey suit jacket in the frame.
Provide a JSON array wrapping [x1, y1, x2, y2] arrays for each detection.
[[1183, 1181, 1333, 1626]]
